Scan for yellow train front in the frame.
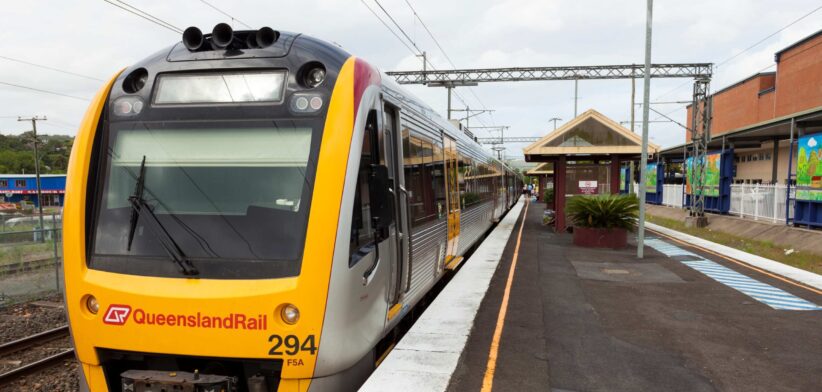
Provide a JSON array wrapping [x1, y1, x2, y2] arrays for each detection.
[[63, 23, 519, 392]]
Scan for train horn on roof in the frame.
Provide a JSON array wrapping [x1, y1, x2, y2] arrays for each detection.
[[211, 23, 234, 49], [182, 26, 204, 51], [255, 27, 279, 48]]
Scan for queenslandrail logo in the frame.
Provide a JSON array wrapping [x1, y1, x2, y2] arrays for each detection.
[[103, 304, 132, 325], [103, 304, 268, 330]]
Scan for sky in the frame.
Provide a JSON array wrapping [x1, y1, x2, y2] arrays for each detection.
[[1, 0, 821, 160]]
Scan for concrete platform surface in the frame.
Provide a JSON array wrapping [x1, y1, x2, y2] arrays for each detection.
[[447, 201, 822, 392]]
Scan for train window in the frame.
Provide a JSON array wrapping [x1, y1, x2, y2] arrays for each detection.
[[89, 118, 322, 279], [431, 142, 446, 219], [403, 129, 439, 228], [14, 180, 26, 188], [154, 71, 287, 104], [0, 180, 7, 188], [349, 111, 380, 264]]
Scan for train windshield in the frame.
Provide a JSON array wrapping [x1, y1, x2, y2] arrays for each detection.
[[90, 119, 321, 279]]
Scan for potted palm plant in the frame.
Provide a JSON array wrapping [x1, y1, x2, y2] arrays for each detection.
[[566, 194, 639, 248]]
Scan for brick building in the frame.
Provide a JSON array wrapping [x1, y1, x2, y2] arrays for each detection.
[[681, 29, 822, 184]]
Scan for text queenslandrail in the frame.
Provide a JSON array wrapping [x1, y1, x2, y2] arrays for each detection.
[[131, 308, 268, 330]]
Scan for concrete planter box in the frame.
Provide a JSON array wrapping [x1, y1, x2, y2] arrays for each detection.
[[573, 226, 628, 249]]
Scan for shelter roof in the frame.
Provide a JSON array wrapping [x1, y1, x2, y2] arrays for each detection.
[[525, 162, 553, 175], [523, 109, 660, 160]]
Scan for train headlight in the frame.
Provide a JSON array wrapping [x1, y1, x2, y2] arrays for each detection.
[[298, 62, 326, 89], [86, 295, 99, 314], [113, 96, 145, 116], [281, 304, 300, 325]]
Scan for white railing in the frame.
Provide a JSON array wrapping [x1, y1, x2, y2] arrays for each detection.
[[662, 184, 684, 208], [729, 184, 794, 224]]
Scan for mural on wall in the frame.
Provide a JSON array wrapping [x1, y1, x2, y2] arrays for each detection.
[[645, 163, 657, 193], [796, 133, 822, 202], [686, 152, 721, 197], [620, 168, 626, 192]]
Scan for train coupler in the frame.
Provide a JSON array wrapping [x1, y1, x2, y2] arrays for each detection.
[[121, 369, 236, 392]]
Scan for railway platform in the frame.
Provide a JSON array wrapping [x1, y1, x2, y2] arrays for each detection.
[[363, 199, 822, 391]]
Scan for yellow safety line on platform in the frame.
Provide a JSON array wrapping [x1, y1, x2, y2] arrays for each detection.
[[481, 199, 529, 392], [647, 227, 822, 296]]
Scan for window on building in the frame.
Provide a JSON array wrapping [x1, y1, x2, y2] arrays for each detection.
[[765, 153, 771, 160], [0, 180, 7, 188], [14, 180, 26, 188], [349, 110, 380, 264]]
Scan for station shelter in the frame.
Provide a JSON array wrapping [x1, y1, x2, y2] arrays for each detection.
[[523, 109, 659, 231], [525, 163, 554, 202], [0, 174, 66, 208]]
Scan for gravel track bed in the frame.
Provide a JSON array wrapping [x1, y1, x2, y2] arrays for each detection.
[[0, 297, 78, 391], [3, 356, 79, 391], [0, 297, 67, 344]]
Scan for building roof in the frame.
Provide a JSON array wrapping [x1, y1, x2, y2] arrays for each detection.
[[775, 29, 822, 62], [658, 104, 822, 159], [0, 174, 66, 178], [523, 109, 660, 159], [525, 162, 553, 175]]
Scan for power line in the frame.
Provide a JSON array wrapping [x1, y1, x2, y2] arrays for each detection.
[[103, 0, 183, 34], [198, 0, 253, 29], [715, 4, 822, 68], [373, 0, 425, 55], [401, 0, 493, 125], [655, 4, 822, 101], [0, 56, 103, 82], [0, 81, 89, 101], [362, 0, 489, 128], [359, 0, 418, 56]]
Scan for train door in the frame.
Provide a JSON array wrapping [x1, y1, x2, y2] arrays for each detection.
[[443, 136, 460, 262], [382, 103, 408, 310]]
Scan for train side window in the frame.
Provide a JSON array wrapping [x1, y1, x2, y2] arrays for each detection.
[[403, 129, 440, 228], [349, 110, 380, 265]]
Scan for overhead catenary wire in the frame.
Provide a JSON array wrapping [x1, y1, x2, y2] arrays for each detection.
[[102, 0, 183, 34], [198, 0, 253, 29], [654, 3, 822, 101], [400, 0, 494, 127], [359, 0, 418, 56], [0, 81, 89, 101], [364, 0, 491, 129], [0, 56, 103, 82]]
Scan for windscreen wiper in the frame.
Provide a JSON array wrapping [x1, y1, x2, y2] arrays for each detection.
[[126, 156, 199, 276]]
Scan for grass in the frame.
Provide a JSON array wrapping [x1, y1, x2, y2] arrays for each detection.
[[646, 214, 822, 275], [0, 241, 56, 266]]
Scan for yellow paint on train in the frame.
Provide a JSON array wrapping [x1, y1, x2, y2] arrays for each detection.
[[63, 57, 359, 391]]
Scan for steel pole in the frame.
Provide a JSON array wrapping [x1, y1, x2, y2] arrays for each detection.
[[32, 118, 45, 243], [637, 0, 654, 259], [574, 79, 579, 117], [447, 86, 452, 120]]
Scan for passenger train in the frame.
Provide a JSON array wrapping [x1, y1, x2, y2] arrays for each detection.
[[63, 23, 520, 392]]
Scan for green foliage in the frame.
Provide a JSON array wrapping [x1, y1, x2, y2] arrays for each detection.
[[566, 194, 639, 230], [0, 132, 73, 174], [543, 188, 554, 203]]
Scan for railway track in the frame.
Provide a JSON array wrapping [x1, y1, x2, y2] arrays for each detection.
[[0, 325, 74, 386], [0, 257, 56, 276]]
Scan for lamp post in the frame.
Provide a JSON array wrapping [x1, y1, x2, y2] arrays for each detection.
[[549, 117, 562, 130], [637, 0, 654, 259]]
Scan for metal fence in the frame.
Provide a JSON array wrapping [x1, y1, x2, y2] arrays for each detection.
[[729, 184, 794, 224], [661, 184, 684, 208], [0, 213, 62, 306]]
